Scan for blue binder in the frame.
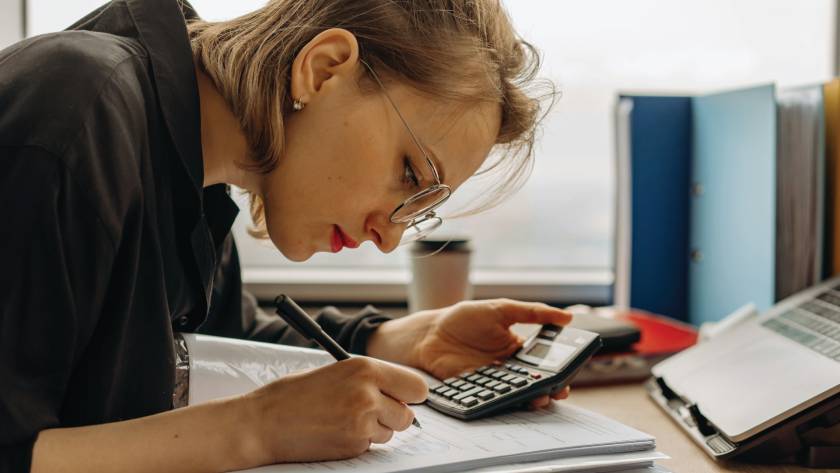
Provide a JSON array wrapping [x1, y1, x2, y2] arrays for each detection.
[[620, 85, 777, 325], [689, 85, 777, 324], [622, 96, 692, 321]]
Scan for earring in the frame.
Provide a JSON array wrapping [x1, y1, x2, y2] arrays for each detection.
[[293, 98, 305, 111]]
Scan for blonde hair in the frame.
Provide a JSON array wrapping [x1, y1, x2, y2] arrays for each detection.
[[188, 0, 555, 237]]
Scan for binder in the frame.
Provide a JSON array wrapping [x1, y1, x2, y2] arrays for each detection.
[[616, 85, 779, 324], [614, 96, 692, 321], [689, 84, 777, 324], [775, 84, 825, 300], [824, 79, 840, 277]]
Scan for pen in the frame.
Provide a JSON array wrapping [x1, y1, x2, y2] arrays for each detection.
[[274, 294, 422, 429]]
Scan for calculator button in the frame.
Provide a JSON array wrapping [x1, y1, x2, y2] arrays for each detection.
[[453, 387, 482, 402], [484, 380, 500, 389], [449, 379, 465, 389], [530, 372, 542, 379], [538, 329, 559, 340], [490, 371, 506, 379], [476, 366, 494, 374], [432, 385, 449, 395], [483, 368, 498, 377], [443, 377, 459, 385], [459, 382, 477, 391], [466, 374, 482, 382], [501, 374, 516, 382], [475, 376, 492, 385], [493, 383, 511, 393], [443, 389, 460, 398], [460, 396, 479, 407], [504, 363, 516, 370], [477, 390, 495, 401], [510, 377, 528, 387]]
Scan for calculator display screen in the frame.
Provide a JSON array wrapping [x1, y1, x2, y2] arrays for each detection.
[[517, 340, 578, 371], [525, 342, 551, 359]]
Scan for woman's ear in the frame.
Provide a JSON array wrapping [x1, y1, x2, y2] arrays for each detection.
[[290, 28, 361, 106]]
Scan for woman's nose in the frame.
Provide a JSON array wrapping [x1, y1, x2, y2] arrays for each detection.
[[365, 213, 405, 253]]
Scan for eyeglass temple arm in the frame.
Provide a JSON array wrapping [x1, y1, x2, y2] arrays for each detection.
[[359, 59, 442, 184]]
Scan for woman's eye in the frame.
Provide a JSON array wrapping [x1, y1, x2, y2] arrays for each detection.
[[403, 157, 421, 188]]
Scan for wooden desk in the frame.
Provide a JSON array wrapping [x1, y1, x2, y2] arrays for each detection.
[[566, 384, 832, 473]]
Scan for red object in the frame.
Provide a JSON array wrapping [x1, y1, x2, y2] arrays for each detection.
[[571, 308, 698, 387], [617, 310, 698, 356]]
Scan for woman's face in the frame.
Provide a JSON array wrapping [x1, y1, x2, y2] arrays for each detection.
[[259, 75, 501, 262]]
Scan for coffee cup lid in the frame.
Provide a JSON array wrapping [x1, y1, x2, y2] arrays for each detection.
[[410, 238, 471, 253]]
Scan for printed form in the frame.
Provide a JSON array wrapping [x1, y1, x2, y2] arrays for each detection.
[[183, 334, 655, 473], [237, 403, 654, 473]]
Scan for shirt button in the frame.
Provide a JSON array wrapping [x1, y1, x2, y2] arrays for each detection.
[[177, 315, 190, 327]]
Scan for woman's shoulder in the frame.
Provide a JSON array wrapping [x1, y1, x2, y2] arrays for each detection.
[[0, 31, 153, 156], [0, 32, 162, 244], [5, 30, 148, 73]]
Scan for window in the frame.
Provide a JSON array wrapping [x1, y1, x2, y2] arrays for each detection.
[[23, 0, 836, 303], [0, 0, 23, 48]]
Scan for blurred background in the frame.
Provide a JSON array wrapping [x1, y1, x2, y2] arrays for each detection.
[[2, 0, 835, 306]]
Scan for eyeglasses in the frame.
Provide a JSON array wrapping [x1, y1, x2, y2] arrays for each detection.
[[360, 60, 452, 246]]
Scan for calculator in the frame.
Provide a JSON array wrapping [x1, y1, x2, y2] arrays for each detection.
[[426, 324, 602, 420]]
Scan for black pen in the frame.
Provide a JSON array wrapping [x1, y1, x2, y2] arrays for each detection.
[[274, 294, 422, 429]]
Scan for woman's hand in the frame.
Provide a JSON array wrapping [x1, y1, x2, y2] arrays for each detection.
[[367, 299, 573, 409], [240, 356, 427, 465], [32, 356, 426, 473]]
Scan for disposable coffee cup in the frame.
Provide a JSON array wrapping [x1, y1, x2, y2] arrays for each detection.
[[408, 238, 473, 314]]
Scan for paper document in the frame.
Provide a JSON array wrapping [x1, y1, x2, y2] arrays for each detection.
[[621, 467, 673, 473], [185, 334, 334, 405], [183, 335, 655, 473], [469, 450, 667, 472], [237, 403, 654, 473]]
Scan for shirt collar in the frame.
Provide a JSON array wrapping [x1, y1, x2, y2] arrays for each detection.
[[72, 0, 240, 237], [125, 0, 205, 194], [71, 0, 242, 316]]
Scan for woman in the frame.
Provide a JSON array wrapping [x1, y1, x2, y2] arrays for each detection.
[[0, 0, 573, 471]]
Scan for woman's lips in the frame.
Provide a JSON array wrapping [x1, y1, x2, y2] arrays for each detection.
[[331, 225, 359, 253], [338, 226, 360, 249], [331, 226, 344, 253]]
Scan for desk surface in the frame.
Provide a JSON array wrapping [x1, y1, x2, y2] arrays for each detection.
[[567, 384, 831, 473]]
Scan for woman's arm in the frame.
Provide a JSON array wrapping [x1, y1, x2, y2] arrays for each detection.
[[31, 397, 252, 473], [30, 356, 427, 473]]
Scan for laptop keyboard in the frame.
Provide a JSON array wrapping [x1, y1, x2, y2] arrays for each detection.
[[762, 288, 840, 362]]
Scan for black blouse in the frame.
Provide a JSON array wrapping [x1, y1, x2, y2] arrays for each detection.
[[0, 0, 392, 470]]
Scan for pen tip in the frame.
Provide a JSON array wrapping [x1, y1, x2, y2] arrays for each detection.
[[412, 417, 422, 429]]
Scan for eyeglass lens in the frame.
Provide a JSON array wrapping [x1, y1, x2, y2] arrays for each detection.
[[399, 215, 443, 245], [392, 186, 450, 223]]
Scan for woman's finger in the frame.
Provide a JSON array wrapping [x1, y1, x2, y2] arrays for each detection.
[[551, 386, 571, 400], [369, 422, 395, 445], [377, 394, 416, 432], [528, 395, 552, 410], [494, 299, 573, 327]]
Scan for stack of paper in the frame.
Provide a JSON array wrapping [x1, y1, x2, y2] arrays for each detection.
[[237, 404, 660, 473], [183, 334, 669, 473]]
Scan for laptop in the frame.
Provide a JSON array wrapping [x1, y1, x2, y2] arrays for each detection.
[[647, 277, 840, 464]]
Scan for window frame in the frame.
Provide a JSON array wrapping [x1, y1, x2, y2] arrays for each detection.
[[243, 267, 612, 305]]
